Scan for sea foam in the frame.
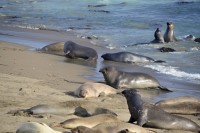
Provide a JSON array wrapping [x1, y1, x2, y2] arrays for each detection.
[[145, 64, 200, 80]]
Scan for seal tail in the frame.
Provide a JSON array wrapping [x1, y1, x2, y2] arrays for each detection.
[[154, 60, 166, 63], [158, 86, 173, 92]]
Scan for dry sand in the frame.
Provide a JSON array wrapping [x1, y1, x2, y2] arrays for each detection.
[[0, 30, 200, 133]]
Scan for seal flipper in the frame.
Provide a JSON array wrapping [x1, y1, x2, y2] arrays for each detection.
[[128, 116, 136, 123], [158, 86, 173, 92], [137, 113, 148, 126]]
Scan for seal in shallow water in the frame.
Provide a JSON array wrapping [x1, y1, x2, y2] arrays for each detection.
[[122, 89, 200, 132], [99, 66, 170, 91], [64, 41, 98, 61], [101, 52, 165, 64], [150, 28, 164, 44], [74, 82, 117, 98], [164, 22, 177, 43], [155, 96, 200, 115]]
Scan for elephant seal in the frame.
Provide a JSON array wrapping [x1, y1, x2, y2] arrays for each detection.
[[150, 28, 164, 43], [16, 122, 62, 133], [25, 104, 74, 115], [74, 82, 117, 98], [155, 96, 200, 115], [101, 52, 165, 64], [164, 22, 177, 43], [122, 89, 200, 132], [71, 122, 152, 133], [64, 41, 98, 61], [41, 42, 64, 52], [74, 106, 117, 117], [51, 114, 120, 129], [184, 34, 195, 41], [99, 66, 170, 91]]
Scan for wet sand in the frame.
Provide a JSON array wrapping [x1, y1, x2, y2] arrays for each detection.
[[0, 26, 199, 133]]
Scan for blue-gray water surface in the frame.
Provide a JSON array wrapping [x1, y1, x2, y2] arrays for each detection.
[[0, 0, 200, 86]]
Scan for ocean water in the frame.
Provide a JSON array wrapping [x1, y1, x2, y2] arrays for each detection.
[[0, 0, 200, 85]]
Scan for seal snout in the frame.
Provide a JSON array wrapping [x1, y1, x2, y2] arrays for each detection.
[[101, 53, 109, 60], [99, 68, 106, 74], [167, 22, 172, 26]]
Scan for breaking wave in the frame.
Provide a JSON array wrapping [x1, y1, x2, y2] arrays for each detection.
[[145, 64, 200, 80]]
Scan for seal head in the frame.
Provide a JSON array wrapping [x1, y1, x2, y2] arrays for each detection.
[[164, 22, 177, 43], [151, 28, 164, 43]]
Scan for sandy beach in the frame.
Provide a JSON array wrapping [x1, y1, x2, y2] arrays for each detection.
[[0, 26, 200, 133]]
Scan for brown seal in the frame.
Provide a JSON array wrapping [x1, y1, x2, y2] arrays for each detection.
[[155, 96, 200, 115], [71, 122, 152, 133], [122, 89, 200, 132], [40, 42, 64, 53], [164, 22, 177, 43], [74, 82, 117, 98], [99, 66, 170, 91], [51, 114, 120, 129]]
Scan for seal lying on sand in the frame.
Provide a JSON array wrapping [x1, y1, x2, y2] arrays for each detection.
[[99, 66, 170, 91], [164, 22, 177, 43], [9, 104, 117, 117], [64, 41, 98, 61], [51, 114, 120, 129], [25, 104, 74, 115], [122, 89, 200, 132], [101, 52, 165, 64], [74, 106, 117, 117], [74, 82, 117, 98], [155, 96, 200, 115], [40, 42, 64, 52], [150, 28, 164, 44], [16, 122, 62, 133], [71, 122, 152, 133]]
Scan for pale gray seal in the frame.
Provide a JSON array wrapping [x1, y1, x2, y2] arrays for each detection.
[[164, 22, 177, 43], [64, 41, 98, 61], [99, 66, 170, 91], [16, 122, 62, 133], [101, 52, 165, 64], [155, 96, 200, 115], [74, 82, 117, 98], [51, 114, 120, 129], [122, 89, 200, 132], [25, 104, 74, 115], [150, 28, 164, 43]]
